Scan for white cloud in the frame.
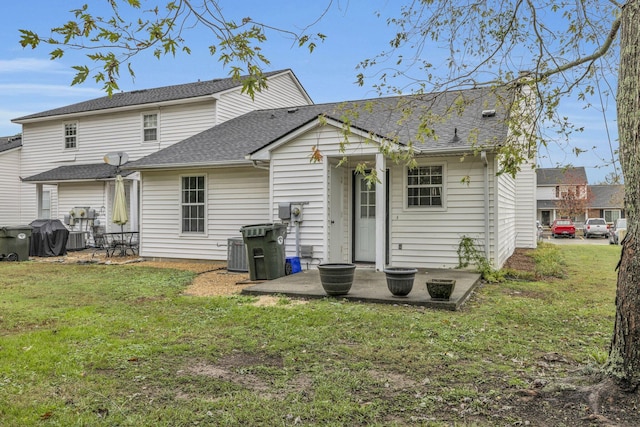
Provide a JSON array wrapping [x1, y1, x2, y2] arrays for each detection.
[[0, 57, 68, 74], [0, 83, 104, 97]]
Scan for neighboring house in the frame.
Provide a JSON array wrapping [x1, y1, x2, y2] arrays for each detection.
[[587, 184, 625, 223], [536, 167, 588, 226], [0, 135, 22, 224], [127, 86, 538, 270], [11, 70, 311, 244]]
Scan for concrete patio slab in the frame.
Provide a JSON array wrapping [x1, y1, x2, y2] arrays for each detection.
[[241, 267, 481, 310]]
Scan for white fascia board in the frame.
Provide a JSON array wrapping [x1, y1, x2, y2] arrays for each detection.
[[124, 159, 253, 172], [247, 116, 392, 161]]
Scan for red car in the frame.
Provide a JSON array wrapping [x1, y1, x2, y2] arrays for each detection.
[[551, 219, 576, 238]]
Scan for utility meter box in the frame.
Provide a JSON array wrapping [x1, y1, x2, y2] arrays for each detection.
[[290, 204, 303, 222], [278, 203, 291, 220]]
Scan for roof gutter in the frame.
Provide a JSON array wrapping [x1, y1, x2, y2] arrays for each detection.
[[122, 159, 252, 171], [250, 160, 270, 170]]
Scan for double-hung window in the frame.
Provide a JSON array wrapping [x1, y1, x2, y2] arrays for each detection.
[[143, 113, 158, 142], [64, 123, 77, 150], [181, 176, 205, 233], [407, 165, 444, 208]]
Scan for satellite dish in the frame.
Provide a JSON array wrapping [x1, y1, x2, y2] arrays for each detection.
[[103, 152, 129, 166]]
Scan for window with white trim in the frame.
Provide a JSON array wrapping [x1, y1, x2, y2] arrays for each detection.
[[143, 113, 158, 142], [181, 176, 205, 233], [64, 123, 77, 149], [604, 210, 621, 223], [407, 165, 444, 207]]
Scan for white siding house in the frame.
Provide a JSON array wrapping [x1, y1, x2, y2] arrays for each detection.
[[128, 86, 538, 270], [0, 136, 22, 225], [11, 70, 312, 243]]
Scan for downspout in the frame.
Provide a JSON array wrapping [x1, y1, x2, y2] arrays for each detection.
[[481, 151, 490, 262]]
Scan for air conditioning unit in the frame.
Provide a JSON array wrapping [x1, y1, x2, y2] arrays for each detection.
[[67, 232, 86, 251], [227, 237, 248, 272]]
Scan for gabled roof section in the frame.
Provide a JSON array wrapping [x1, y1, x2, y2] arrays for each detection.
[[589, 184, 624, 208], [127, 86, 512, 170], [13, 69, 293, 122], [22, 163, 136, 183], [0, 135, 22, 153], [536, 167, 588, 186]]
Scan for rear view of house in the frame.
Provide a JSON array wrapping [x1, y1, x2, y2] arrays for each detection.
[[128, 86, 538, 270], [10, 70, 311, 245]]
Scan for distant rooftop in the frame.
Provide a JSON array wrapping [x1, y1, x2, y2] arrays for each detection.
[[536, 167, 588, 185], [0, 134, 22, 153]]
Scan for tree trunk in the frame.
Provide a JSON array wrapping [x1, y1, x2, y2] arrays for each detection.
[[608, 0, 640, 392]]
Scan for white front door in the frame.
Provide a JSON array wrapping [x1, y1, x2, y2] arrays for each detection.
[[354, 174, 376, 262]]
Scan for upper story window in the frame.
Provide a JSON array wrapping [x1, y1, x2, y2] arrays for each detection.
[[181, 175, 206, 234], [143, 113, 158, 142], [407, 165, 444, 208], [64, 123, 77, 150]]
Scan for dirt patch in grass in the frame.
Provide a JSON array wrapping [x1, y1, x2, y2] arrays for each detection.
[[32, 250, 254, 296], [503, 248, 537, 273]]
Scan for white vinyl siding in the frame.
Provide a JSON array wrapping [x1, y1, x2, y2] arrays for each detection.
[[496, 170, 517, 268], [0, 147, 22, 224], [270, 126, 379, 264], [217, 72, 312, 123], [140, 167, 269, 260], [514, 161, 537, 249], [389, 156, 490, 269], [16, 70, 311, 227], [57, 181, 107, 229]]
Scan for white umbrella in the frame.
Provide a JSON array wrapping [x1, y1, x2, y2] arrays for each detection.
[[112, 175, 128, 227], [112, 175, 128, 254]]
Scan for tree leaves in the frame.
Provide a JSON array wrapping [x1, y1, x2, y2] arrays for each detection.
[[19, 1, 326, 99]]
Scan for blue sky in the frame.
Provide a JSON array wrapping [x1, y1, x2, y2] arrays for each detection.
[[0, 1, 619, 183]]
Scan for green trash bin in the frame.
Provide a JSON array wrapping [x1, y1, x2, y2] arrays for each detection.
[[240, 223, 287, 281], [0, 226, 33, 261]]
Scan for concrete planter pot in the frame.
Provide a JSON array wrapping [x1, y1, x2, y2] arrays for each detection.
[[426, 279, 456, 300], [318, 263, 356, 296], [383, 267, 418, 297]]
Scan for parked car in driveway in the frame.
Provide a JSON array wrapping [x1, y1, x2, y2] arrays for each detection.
[[551, 219, 576, 238], [583, 218, 609, 238], [609, 218, 627, 245]]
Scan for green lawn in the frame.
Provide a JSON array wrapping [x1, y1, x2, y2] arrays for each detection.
[[0, 244, 622, 426]]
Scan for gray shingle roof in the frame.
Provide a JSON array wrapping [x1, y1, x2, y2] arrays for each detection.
[[0, 135, 22, 153], [536, 167, 587, 186], [127, 87, 512, 169], [589, 184, 624, 208], [13, 70, 291, 121], [22, 163, 135, 183]]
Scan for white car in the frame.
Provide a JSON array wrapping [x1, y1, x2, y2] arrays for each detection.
[[584, 218, 609, 238], [609, 218, 627, 245]]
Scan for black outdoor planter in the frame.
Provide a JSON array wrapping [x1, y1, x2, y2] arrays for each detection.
[[426, 279, 456, 300], [383, 267, 418, 297], [317, 263, 356, 296]]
